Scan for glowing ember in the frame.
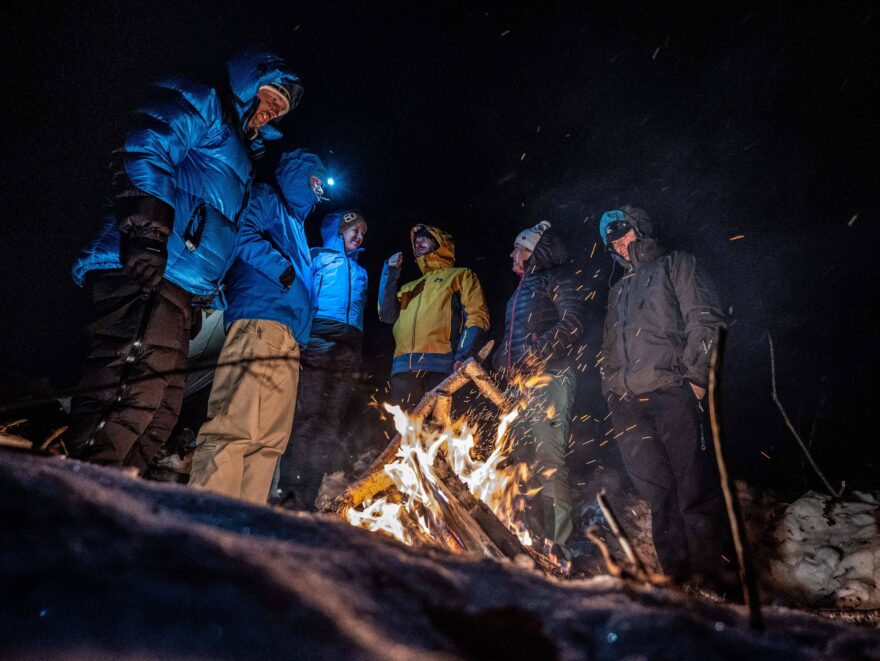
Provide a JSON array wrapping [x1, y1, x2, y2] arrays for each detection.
[[347, 404, 539, 550]]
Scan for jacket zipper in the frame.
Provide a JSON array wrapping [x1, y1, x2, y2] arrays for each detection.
[[507, 273, 525, 371], [345, 256, 352, 326], [619, 276, 633, 392], [638, 275, 653, 309], [409, 277, 424, 371]]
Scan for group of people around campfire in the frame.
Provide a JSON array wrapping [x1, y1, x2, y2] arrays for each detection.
[[65, 47, 734, 591]]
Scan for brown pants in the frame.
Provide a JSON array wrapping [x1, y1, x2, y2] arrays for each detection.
[[189, 319, 300, 504], [68, 270, 193, 473]]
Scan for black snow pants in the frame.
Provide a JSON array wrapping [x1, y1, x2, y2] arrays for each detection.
[[278, 338, 362, 510], [609, 384, 732, 582], [385, 371, 448, 412], [67, 270, 194, 474]]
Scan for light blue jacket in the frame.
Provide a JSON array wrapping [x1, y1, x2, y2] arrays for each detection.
[[72, 47, 300, 298], [223, 149, 324, 345], [310, 212, 368, 332]]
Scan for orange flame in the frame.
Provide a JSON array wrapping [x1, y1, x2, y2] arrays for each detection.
[[347, 404, 539, 550]]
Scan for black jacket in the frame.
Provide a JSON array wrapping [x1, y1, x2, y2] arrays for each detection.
[[494, 229, 587, 375], [600, 236, 725, 397]]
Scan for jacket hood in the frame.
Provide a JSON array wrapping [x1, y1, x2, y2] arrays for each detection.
[[526, 226, 568, 274], [276, 148, 324, 222], [412, 224, 454, 273], [319, 211, 364, 258], [599, 205, 654, 246], [226, 46, 301, 148]]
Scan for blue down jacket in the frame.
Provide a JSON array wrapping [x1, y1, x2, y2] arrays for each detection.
[[72, 47, 300, 298], [223, 149, 324, 345], [310, 212, 368, 333]]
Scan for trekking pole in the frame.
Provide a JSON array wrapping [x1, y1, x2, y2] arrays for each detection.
[[708, 327, 763, 630], [79, 288, 159, 453]]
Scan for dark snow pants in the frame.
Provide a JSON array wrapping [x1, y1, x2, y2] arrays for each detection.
[[508, 368, 575, 550], [385, 371, 447, 411], [278, 340, 362, 510], [68, 270, 194, 474], [609, 384, 731, 582]]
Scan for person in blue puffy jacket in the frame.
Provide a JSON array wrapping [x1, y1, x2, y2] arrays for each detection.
[[277, 210, 369, 510], [188, 149, 326, 504], [66, 46, 302, 474]]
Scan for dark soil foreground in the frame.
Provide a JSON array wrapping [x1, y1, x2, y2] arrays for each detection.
[[2, 451, 879, 660]]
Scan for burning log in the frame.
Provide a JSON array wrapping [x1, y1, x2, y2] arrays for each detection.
[[460, 359, 509, 409], [327, 342, 495, 516], [431, 452, 526, 560]]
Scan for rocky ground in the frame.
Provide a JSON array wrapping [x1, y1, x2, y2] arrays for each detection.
[[2, 450, 880, 660]]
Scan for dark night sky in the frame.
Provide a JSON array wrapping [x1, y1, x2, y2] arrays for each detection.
[[1, 1, 878, 489]]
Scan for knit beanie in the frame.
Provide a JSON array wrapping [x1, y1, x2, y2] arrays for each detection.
[[339, 210, 367, 233], [514, 220, 552, 251], [258, 81, 302, 115]]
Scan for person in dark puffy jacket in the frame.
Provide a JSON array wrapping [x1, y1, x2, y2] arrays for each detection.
[[67, 46, 302, 473], [599, 205, 732, 588], [188, 149, 325, 504], [278, 210, 369, 510], [493, 221, 586, 553]]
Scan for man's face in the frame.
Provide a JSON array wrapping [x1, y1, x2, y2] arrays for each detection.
[[511, 243, 533, 276], [309, 175, 324, 200], [247, 87, 289, 132], [342, 223, 366, 252], [413, 234, 437, 257], [611, 229, 638, 261]]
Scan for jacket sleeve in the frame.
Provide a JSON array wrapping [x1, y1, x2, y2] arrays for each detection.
[[234, 192, 292, 290], [669, 252, 726, 388], [534, 273, 586, 365], [454, 269, 491, 361], [377, 262, 401, 324]]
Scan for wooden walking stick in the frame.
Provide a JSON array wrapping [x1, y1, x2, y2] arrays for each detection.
[[708, 328, 763, 630]]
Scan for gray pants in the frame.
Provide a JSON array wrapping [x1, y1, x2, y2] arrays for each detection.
[[508, 368, 575, 548]]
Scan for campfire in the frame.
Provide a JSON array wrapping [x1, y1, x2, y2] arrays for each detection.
[[327, 344, 565, 573], [346, 403, 535, 549]]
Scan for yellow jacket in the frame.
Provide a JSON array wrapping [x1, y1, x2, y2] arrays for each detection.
[[378, 225, 490, 374]]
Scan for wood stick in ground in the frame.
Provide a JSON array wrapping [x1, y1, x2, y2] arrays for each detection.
[[586, 527, 623, 578], [709, 328, 763, 630], [768, 333, 842, 498], [596, 488, 650, 578]]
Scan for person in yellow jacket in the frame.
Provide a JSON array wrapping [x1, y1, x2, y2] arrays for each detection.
[[378, 224, 489, 408]]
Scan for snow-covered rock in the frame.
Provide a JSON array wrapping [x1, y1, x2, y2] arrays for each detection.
[[768, 491, 880, 608]]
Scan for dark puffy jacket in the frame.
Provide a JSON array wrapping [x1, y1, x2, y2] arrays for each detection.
[[599, 218, 725, 396], [72, 47, 300, 298], [493, 229, 587, 374]]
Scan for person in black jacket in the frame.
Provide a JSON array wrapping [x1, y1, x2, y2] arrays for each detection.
[[599, 205, 733, 588], [493, 221, 586, 553]]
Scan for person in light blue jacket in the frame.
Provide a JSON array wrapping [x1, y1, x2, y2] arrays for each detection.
[[189, 149, 326, 504], [67, 46, 302, 473], [278, 210, 369, 510]]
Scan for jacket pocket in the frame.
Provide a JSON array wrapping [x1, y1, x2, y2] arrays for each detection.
[[183, 202, 207, 252]]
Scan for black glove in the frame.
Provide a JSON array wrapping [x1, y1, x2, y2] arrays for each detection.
[[279, 266, 296, 290], [121, 235, 167, 290]]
